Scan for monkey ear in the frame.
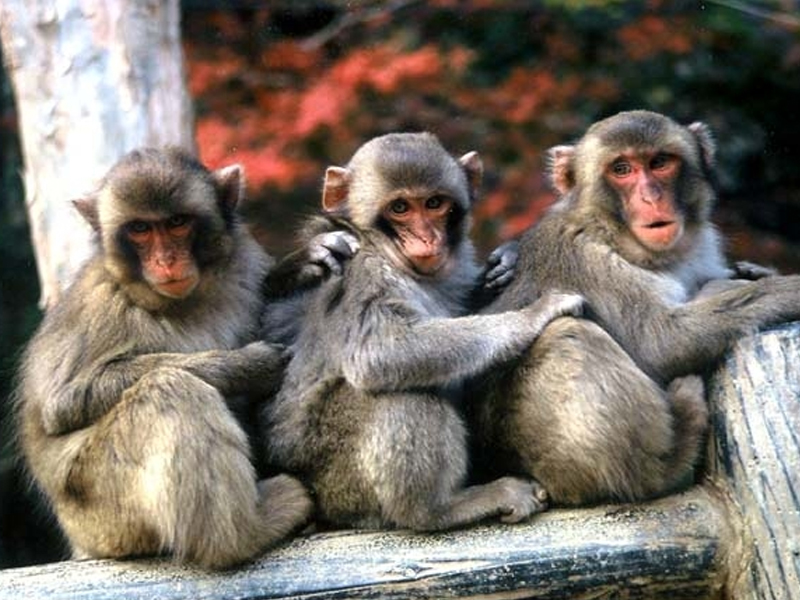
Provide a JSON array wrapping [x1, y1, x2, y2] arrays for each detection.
[[72, 197, 101, 231], [547, 145, 576, 195], [458, 152, 483, 200], [322, 167, 351, 213], [212, 164, 246, 217], [687, 122, 716, 170]]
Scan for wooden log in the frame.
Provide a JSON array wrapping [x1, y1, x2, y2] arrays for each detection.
[[707, 321, 800, 599], [0, 486, 729, 600]]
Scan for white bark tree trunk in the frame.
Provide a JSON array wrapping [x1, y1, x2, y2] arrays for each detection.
[[0, 0, 194, 309]]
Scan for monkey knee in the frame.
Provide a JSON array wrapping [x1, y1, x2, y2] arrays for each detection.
[[124, 367, 243, 441], [668, 375, 709, 434], [126, 367, 217, 408]]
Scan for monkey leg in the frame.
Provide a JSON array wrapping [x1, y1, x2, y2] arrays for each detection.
[[353, 394, 545, 531], [55, 367, 311, 569], [495, 317, 706, 506], [661, 375, 709, 489]]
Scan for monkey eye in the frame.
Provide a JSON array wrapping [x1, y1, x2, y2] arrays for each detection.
[[650, 153, 674, 171], [166, 214, 192, 231], [610, 159, 632, 177], [425, 195, 449, 210], [126, 221, 152, 235], [388, 199, 409, 215]]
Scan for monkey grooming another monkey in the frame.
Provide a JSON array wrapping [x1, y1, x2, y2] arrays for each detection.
[[15, 147, 312, 569], [262, 132, 584, 531], [470, 110, 800, 506]]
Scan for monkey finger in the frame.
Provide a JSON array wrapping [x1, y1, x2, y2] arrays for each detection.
[[486, 240, 519, 267], [321, 252, 345, 275], [545, 291, 586, 317], [310, 231, 360, 263], [732, 260, 777, 280], [484, 267, 515, 290], [308, 231, 360, 275], [298, 263, 328, 281], [240, 341, 291, 369], [323, 230, 360, 258]]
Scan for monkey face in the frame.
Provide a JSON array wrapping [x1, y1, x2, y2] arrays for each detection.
[[122, 215, 201, 298], [73, 147, 243, 309], [550, 111, 716, 264], [605, 151, 686, 251], [382, 193, 454, 275], [321, 132, 481, 279]]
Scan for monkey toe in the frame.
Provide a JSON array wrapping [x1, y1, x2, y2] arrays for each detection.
[[531, 479, 549, 505], [496, 476, 549, 524]]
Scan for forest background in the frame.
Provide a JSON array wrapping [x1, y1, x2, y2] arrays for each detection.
[[0, 0, 799, 567]]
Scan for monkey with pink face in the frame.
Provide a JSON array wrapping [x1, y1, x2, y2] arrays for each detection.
[[469, 110, 800, 506]]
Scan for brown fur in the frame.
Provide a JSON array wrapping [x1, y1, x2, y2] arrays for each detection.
[[15, 147, 311, 569]]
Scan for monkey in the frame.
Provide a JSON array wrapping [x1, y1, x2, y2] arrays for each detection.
[[14, 147, 314, 569], [259, 132, 584, 532], [468, 110, 800, 507]]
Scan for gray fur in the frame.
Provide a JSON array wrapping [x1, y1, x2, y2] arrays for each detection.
[[15, 147, 312, 569], [262, 133, 582, 530]]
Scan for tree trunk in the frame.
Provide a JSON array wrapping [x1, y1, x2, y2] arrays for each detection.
[[0, 0, 194, 308]]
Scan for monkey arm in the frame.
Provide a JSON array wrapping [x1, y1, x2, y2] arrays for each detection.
[[41, 344, 288, 436], [593, 274, 800, 384], [341, 292, 583, 392]]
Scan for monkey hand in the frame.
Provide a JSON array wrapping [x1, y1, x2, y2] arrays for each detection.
[[732, 260, 777, 281], [305, 230, 361, 278], [238, 341, 291, 373], [224, 342, 292, 396], [520, 291, 585, 335], [483, 240, 519, 290]]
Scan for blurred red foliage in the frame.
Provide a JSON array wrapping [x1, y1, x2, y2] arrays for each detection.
[[182, 2, 800, 269]]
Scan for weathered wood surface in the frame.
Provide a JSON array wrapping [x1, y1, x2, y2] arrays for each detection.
[[708, 321, 800, 599], [0, 487, 728, 600]]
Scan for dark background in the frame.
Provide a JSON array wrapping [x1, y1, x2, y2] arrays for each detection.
[[2, 0, 799, 568]]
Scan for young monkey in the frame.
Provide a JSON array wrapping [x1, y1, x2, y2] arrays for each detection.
[[261, 132, 583, 531]]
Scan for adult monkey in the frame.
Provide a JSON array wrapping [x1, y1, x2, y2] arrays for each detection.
[[262, 132, 584, 530], [14, 147, 326, 569], [469, 110, 800, 506]]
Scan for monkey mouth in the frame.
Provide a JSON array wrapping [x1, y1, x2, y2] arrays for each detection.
[[643, 220, 675, 229], [634, 220, 683, 251], [409, 249, 448, 270], [155, 276, 199, 298]]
